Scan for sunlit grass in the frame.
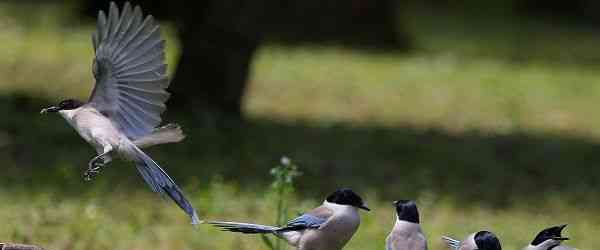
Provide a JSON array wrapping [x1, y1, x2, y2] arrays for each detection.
[[249, 46, 600, 138], [0, 182, 595, 250]]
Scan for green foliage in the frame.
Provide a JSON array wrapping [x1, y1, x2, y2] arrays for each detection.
[[262, 157, 302, 250], [0, 185, 597, 250]]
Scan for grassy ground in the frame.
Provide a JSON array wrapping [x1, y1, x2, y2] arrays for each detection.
[[1, 184, 596, 250], [1, 2, 599, 250]]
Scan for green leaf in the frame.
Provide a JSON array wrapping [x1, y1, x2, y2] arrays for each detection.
[[261, 234, 276, 250]]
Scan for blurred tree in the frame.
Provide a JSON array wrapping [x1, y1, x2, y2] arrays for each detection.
[[83, 0, 411, 119], [167, 0, 263, 120], [515, 0, 600, 22]]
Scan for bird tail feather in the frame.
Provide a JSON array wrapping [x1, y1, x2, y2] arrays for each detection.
[[133, 123, 185, 148], [208, 221, 280, 234], [442, 236, 461, 250], [133, 146, 200, 225]]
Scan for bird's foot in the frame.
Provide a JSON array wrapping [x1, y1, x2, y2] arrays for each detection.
[[84, 156, 105, 181], [83, 167, 101, 181]]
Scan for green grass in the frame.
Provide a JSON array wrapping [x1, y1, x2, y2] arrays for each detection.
[[1, 183, 596, 250], [249, 46, 600, 137], [0, 2, 599, 250]]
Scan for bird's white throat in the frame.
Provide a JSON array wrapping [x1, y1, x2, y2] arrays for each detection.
[[323, 200, 357, 212], [395, 217, 420, 226], [58, 108, 79, 121]]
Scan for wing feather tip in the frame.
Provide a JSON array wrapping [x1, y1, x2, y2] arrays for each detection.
[[91, 1, 172, 141]]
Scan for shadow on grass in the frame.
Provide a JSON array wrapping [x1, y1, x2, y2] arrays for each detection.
[[1, 93, 599, 208]]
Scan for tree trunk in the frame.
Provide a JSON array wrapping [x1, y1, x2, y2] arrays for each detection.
[[168, 0, 262, 121], [169, 24, 258, 120]]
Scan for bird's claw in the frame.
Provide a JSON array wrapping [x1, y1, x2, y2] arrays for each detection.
[[83, 170, 96, 181], [83, 164, 102, 181], [84, 157, 105, 181]]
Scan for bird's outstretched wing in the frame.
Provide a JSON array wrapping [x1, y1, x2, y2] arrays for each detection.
[[279, 206, 333, 231], [89, 2, 169, 140]]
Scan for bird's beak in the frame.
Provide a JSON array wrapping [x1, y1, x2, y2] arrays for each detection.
[[359, 204, 370, 211], [40, 106, 60, 114], [555, 224, 568, 240]]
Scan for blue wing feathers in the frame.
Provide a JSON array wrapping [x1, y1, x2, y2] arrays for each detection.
[[278, 214, 327, 231]]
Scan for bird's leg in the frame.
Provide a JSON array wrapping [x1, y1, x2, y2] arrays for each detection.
[[84, 145, 113, 181], [84, 153, 110, 181]]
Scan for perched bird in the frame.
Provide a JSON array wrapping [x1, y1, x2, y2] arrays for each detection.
[[524, 224, 574, 250], [386, 200, 427, 250], [40, 2, 199, 225], [208, 188, 370, 250], [442, 231, 502, 250]]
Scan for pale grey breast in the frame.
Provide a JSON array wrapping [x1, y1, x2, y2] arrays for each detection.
[[299, 205, 359, 250], [386, 221, 427, 250], [458, 234, 478, 250], [70, 107, 122, 149]]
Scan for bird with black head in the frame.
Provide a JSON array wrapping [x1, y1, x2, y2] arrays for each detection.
[[209, 188, 370, 250], [386, 200, 428, 250], [524, 225, 575, 250], [40, 1, 199, 225], [443, 230, 502, 250]]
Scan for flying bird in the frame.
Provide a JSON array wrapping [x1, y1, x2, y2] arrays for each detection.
[[208, 188, 370, 250], [442, 231, 502, 250], [523, 224, 575, 250], [40, 1, 200, 225], [386, 200, 427, 250]]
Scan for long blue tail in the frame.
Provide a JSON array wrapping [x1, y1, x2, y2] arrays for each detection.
[[208, 221, 280, 234], [133, 147, 200, 225]]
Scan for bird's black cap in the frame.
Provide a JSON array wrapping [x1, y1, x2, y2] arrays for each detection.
[[393, 200, 420, 224], [326, 188, 370, 211], [41, 99, 85, 113], [531, 224, 569, 246], [475, 231, 502, 250]]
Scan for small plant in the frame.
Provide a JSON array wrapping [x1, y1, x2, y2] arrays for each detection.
[[261, 156, 302, 250]]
